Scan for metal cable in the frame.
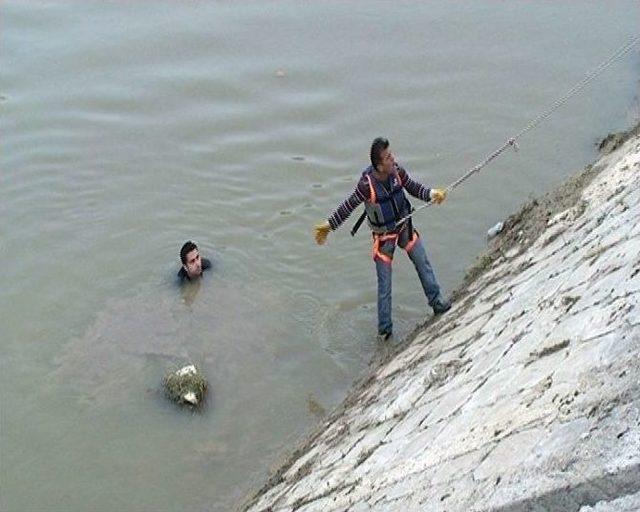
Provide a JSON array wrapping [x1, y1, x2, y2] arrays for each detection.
[[397, 35, 640, 225]]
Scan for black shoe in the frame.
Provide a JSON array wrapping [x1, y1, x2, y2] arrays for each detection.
[[432, 298, 451, 315], [377, 331, 393, 342]]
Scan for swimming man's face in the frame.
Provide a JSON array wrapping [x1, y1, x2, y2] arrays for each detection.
[[183, 248, 202, 279]]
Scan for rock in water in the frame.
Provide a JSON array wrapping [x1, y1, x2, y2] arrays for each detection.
[[162, 364, 208, 407]]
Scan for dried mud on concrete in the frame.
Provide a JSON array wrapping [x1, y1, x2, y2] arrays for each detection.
[[239, 123, 640, 512]]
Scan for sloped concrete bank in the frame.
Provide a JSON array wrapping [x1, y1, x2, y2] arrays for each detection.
[[240, 123, 640, 512]]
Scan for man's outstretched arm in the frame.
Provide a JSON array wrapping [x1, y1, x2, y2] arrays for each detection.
[[315, 179, 369, 245]]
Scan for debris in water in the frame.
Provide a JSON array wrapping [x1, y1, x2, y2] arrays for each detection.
[[487, 221, 504, 239], [307, 394, 326, 419], [597, 132, 626, 154], [162, 364, 208, 408]]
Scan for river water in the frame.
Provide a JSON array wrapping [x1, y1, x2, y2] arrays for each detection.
[[1, 2, 638, 511]]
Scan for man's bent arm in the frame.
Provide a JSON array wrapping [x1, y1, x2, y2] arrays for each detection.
[[397, 166, 431, 202]]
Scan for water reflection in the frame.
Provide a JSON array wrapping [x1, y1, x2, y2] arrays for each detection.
[[181, 278, 202, 307]]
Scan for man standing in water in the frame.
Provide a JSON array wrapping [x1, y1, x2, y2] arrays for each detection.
[[314, 137, 451, 341], [178, 240, 211, 283]]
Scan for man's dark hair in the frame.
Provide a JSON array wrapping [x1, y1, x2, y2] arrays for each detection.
[[180, 241, 198, 264], [370, 137, 390, 168]]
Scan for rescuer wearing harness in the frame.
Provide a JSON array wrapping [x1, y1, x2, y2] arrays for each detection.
[[314, 137, 451, 341]]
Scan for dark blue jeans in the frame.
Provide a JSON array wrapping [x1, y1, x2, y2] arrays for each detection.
[[374, 231, 441, 336]]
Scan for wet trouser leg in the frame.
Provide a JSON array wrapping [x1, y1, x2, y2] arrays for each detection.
[[406, 237, 441, 306], [375, 257, 393, 335], [374, 237, 396, 336]]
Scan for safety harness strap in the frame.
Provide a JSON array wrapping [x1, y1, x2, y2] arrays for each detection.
[[372, 233, 397, 264], [372, 229, 420, 265]]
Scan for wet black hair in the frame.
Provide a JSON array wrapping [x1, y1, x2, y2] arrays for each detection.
[[180, 240, 198, 264], [370, 137, 390, 169]]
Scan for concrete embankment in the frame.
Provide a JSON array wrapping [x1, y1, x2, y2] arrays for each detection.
[[241, 124, 640, 512]]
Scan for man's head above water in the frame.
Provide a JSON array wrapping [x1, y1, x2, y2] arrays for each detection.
[[180, 240, 203, 280]]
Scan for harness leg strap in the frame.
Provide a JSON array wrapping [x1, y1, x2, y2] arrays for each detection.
[[372, 233, 398, 264]]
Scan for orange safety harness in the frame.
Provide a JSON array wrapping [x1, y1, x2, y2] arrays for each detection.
[[371, 227, 420, 264], [366, 172, 420, 264]]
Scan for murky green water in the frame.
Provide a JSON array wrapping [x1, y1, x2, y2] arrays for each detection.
[[1, 2, 638, 511]]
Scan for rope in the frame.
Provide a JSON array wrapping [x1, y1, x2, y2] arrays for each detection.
[[397, 35, 640, 225]]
